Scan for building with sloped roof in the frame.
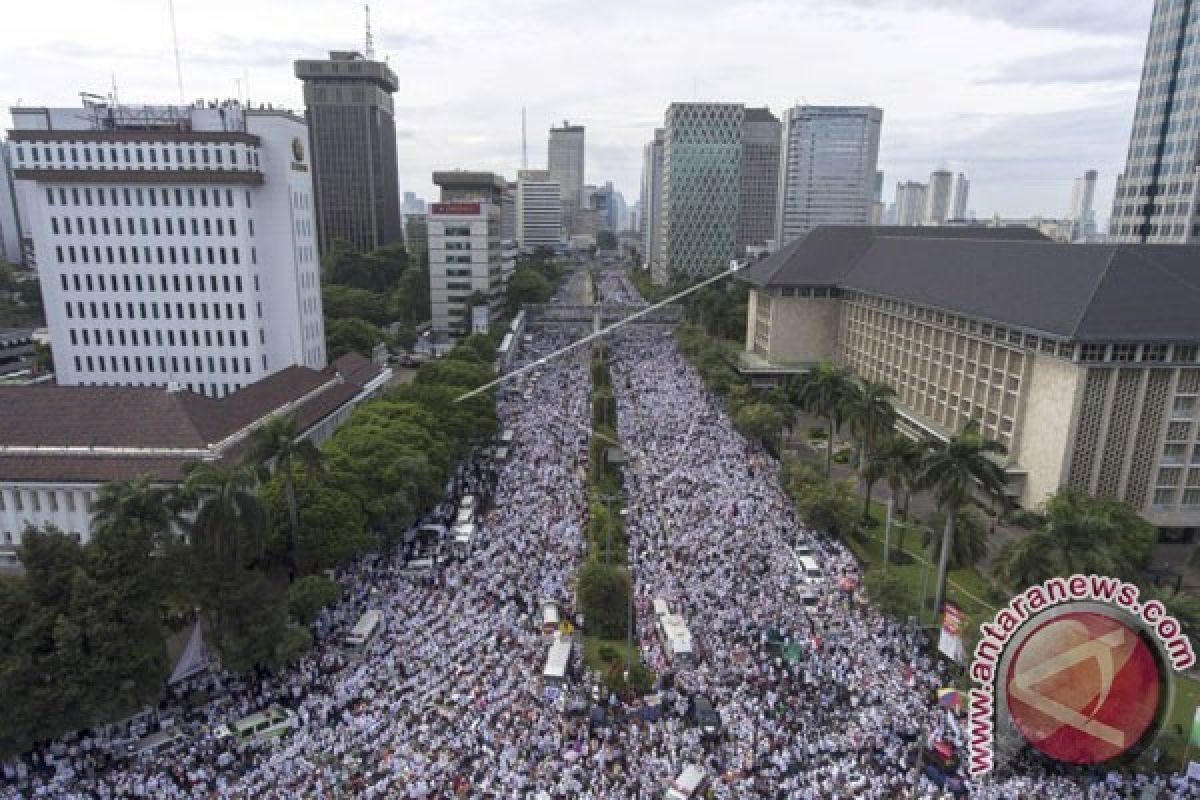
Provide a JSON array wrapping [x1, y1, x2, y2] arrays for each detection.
[[738, 225, 1200, 535], [0, 353, 388, 563]]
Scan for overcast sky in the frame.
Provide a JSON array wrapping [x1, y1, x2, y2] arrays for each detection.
[[1, 0, 1154, 222]]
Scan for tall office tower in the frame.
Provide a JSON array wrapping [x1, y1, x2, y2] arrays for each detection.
[[775, 105, 882, 246], [0, 142, 23, 265], [736, 108, 781, 255], [924, 169, 954, 225], [294, 50, 401, 255], [1069, 169, 1098, 242], [428, 171, 506, 334], [640, 128, 665, 271], [951, 172, 970, 220], [660, 102, 745, 281], [515, 169, 563, 250], [1110, 0, 1200, 243], [894, 181, 928, 226], [548, 121, 585, 235], [6, 99, 324, 398], [401, 191, 426, 215]]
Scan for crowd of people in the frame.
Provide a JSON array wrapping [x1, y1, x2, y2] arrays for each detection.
[[0, 269, 1197, 798]]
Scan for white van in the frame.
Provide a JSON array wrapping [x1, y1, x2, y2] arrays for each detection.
[[664, 765, 708, 800], [653, 597, 671, 620], [458, 495, 477, 514], [797, 555, 824, 584], [500, 429, 515, 445], [543, 634, 572, 689], [455, 506, 475, 527], [343, 610, 383, 657], [452, 523, 476, 558]]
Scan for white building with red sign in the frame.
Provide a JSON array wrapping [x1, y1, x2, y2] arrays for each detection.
[[429, 171, 507, 334]]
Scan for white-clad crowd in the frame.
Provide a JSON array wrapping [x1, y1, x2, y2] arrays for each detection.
[[0, 271, 1195, 799]]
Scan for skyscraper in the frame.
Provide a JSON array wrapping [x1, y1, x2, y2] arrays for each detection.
[[515, 169, 563, 250], [660, 102, 745, 281], [1110, 0, 1200, 243], [924, 169, 954, 225], [294, 50, 401, 255], [893, 181, 927, 226], [548, 122, 584, 235], [639, 128, 665, 270], [1069, 169, 1098, 242], [7, 98, 325, 397], [951, 172, 970, 220], [737, 108, 781, 255], [775, 105, 882, 245]]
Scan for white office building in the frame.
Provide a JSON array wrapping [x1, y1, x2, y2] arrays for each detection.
[[924, 169, 954, 225], [6, 99, 324, 398], [428, 171, 506, 335], [548, 122, 585, 235], [894, 181, 927, 227], [950, 172, 970, 221], [1069, 169, 1098, 242], [515, 169, 563, 251], [0, 142, 23, 265]]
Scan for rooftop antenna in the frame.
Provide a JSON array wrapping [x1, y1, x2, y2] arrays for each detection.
[[167, 0, 185, 105], [521, 107, 528, 170], [364, 2, 376, 60]]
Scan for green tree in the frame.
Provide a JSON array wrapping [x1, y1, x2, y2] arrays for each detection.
[[991, 489, 1156, 589], [920, 420, 1008, 619], [261, 470, 371, 573], [248, 415, 324, 581], [788, 362, 854, 478], [733, 402, 784, 453], [287, 574, 342, 625], [196, 564, 310, 672], [921, 508, 989, 569], [863, 569, 915, 619], [90, 476, 178, 548], [322, 284, 391, 325], [326, 317, 382, 360], [181, 462, 270, 565], [505, 267, 553, 313], [842, 380, 898, 520], [792, 478, 859, 539], [576, 562, 631, 640]]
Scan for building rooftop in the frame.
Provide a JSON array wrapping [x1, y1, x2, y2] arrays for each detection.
[[739, 225, 1200, 343], [0, 354, 383, 483], [432, 170, 507, 190]]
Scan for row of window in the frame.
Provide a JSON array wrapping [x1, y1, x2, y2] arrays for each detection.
[[56, 243, 252, 267], [16, 142, 257, 170], [0, 487, 87, 514], [1079, 343, 1199, 364], [65, 299, 257, 323], [72, 353, 265, 378], [68, 326, 256, 350], [1109, 221, 1200, 238], [51, 214, 251, 239], [60, 271, 250, 295], [46, 186, 248, 210]]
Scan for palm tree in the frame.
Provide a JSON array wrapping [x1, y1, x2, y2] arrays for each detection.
[[842, 380, 898, 521], [788, 362, 853, 478], [869, 434, 922, 567], [181, 461, 271, 565], [248, 415, 324, 580], [91, 476, 178, 547], [920, 420, 1008, 619], [991, 489, 1154, 588]]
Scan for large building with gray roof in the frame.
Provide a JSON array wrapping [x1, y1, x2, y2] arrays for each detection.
[[739, 225, 1200, 536]]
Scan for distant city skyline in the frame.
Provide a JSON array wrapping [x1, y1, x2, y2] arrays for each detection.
[[0, 0, 1154, 223]]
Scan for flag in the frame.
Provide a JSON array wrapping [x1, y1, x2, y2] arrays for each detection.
[[937, 688, 963, 710]]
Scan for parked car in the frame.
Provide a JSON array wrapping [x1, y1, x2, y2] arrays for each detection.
[[689, 695, 721, 739], [214, 707, 297, 743]]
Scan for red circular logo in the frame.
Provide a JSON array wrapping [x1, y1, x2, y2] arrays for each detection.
[[1005, 610, 1163, 765]]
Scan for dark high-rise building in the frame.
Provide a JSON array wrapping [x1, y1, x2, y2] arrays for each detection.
[[737, 108, 781, 254], [295, 50, 402, 255], [1110, 0, 1200, 243]]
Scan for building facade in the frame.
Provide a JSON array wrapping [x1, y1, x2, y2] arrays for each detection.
[[294, 50, 402, 254], [639, 128, 665, 272], [0, 353, 388, 563], [7, 100, 325, 398], [659, 102, 745, 281], [894, 182, 927, 227], [428, 171, 506, 334], [404, 213, 428, 266], [0, 142, 23, 265], [1109, 0, 1200, 243], [739, 225, 1200, 536], [950, 172, 970, 221], [737, 108, 781, 256], [1070, 169, 1099, 242], [515, 169, 563, 251], [548, 122, 584, 235], [924, 169, 954, 225], [774, 105, 882, 246]]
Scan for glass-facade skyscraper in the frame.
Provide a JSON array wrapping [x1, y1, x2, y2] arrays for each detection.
[[774, 105, 882, 246], [1110, 0, 1200, 243]]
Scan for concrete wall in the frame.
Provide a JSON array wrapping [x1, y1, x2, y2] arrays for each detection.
[[1016, 353, 1084, 509], [767, 295, 840, 366]]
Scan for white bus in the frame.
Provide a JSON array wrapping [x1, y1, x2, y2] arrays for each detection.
[[543, 634, 572, 688], [658, 614, 696, 668], [343, 610, 383, 657]]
